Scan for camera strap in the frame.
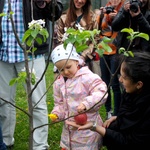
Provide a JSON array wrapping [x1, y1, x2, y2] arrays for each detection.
[[75, 14, 83, 24], [98, 13, 104, 31]]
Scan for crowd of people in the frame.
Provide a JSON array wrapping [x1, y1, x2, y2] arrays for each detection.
[[0, 0, 150, 149]]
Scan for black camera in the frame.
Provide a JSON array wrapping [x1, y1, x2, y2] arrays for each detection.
[[130, 0, 142, 13], [105, 6, 115, 14]]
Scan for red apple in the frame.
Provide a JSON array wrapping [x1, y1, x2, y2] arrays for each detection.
[[74, 113, 87, 125]]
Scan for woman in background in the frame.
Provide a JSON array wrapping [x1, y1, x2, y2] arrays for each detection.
[[53, 0, 100, 76]]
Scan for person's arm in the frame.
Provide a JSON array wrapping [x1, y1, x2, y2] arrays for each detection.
[[66, 120, 106, 136], [65, 119, 128, 147], [132, 10, 150, 34], [81, 74, 108, 112], [111, 7, 130, 31]]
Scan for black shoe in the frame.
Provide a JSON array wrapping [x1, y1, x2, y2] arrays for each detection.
[[6, 145, 14, 150]]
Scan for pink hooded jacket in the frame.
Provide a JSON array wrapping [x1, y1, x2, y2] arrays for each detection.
[[51, 66, 108, 150]]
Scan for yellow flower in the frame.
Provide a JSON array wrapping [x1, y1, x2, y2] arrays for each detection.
[[48, 114, 58, 121]]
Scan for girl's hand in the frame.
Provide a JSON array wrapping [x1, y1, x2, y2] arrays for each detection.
[[108, 10, 117, 20], [103, 116, 117, 128], [77, 103, 86, 113]]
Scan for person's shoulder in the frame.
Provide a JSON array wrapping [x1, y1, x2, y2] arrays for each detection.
[[58, 12, 67, 23], [61, 12, 67, 18]]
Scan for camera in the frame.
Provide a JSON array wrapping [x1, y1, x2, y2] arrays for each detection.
[[130, 0, 142, 13], [105, 6, 115, 14]]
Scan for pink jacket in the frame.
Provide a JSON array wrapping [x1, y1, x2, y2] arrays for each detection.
[[51, 66, 108, 150]]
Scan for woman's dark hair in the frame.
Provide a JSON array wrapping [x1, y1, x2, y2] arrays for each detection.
[[65, 0, 92, 27], [122, 52, 150, 87]]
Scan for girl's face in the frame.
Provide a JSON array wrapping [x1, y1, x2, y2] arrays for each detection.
[[73, 0, 87, 9], [55, 59, 79, 79], [119, 62, 139, 93], [110, 0, 122, 7]]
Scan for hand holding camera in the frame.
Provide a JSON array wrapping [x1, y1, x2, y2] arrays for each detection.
[[130, 0, 142, 13], [124, 0, 142, 14]]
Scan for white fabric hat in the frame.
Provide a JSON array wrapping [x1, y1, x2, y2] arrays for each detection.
[[51, 43, 81, 64]]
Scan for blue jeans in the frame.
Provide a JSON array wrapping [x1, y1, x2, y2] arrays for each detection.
[[0, 125, 6, 150], [100, 54, 122, 115]]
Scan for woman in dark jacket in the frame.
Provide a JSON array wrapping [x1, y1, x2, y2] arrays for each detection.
[[66, 51, 150, 150], [112, 0, 150, 52]]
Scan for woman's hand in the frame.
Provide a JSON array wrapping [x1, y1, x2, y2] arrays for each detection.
[[66, 120, 93, 130], [123, 1, 130, 12], [103, 116, 117, 128], [45, 0, 51, 3]]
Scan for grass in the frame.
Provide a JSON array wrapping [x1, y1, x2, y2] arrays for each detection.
[[13, 61, 107, 150]]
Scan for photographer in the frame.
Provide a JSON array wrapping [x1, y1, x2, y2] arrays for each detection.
[[96, 0, 125, 120], [112, 0, 150, 52]]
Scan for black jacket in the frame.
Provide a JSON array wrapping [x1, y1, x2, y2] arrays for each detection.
[[112, 7, 150, 52], [103, 89, 150, 150], [0, 0, 63, 55]]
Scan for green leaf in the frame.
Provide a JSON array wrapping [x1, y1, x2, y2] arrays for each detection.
[[35, 37, 42, 45], [76, 45, 88, 53], [134, 33, 149, 41], [127, 51, 134, 57], [124, 51, 129, 57], [31, 47, 37, 53], [22, 29, 32, 42], [121, 28, 133, 34], [99, 41, 112, 52], [118, 47, 125, 54], [31, 29, 38, 38], [9, 78, 17, 86], [0, 13, 7, 17], [26, 36, 34, 47], [96, 48, 104, 57], [101, 36, 112, 43]]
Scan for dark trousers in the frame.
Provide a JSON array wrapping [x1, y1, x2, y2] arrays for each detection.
[[100, 54, 122, 115]]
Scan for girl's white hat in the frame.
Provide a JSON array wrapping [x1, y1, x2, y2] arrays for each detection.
[[51, 43, 81, 64]]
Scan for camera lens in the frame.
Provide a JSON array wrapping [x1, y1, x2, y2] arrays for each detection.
[[130, 0, 142, 13], [130, 3, 139, 13], [35, 0, 46, 8]]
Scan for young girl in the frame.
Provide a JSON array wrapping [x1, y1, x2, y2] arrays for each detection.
[[50, 43, 108, 150], [67, 51, 150, 150]]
